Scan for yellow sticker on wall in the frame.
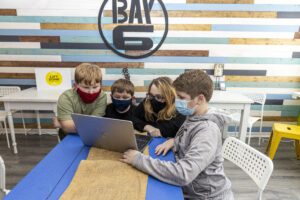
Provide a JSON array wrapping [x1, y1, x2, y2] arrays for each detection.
[[45, 71, 63, 86]]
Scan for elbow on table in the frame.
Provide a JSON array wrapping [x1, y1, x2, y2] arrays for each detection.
[[172, 174, 194, 186]]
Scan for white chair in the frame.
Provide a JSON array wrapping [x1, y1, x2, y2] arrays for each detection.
[[0, 86, 27, 148], [230, 93, 266, 145], [222, 137, 273, 200], [0, 156, 9, 198]]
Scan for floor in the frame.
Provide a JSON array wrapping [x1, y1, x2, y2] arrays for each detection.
[[0, 134, 300, 200]]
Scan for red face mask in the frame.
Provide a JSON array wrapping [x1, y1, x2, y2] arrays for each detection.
[[76, 88, 101, 104]]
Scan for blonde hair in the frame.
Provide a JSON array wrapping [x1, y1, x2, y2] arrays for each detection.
[[74, 63, 102, 85], [144, 77, 176, 121]]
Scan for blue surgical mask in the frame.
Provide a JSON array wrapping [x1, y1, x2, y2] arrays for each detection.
[[112, 97, 132, 112], [175, 99, 196, 116]]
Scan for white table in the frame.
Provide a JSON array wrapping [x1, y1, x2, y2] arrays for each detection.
[[0, 88, 253, 154], [209, 91, 253, 142], [0, 88, 64, 154]]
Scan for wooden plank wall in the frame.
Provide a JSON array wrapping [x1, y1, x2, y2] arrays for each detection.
[[0, 0, 300, 135]]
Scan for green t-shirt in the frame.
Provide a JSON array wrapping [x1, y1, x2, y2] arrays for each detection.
[[57, 89, 107, 121]]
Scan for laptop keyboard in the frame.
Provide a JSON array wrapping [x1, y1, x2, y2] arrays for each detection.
[[135, 134, 152, 151]]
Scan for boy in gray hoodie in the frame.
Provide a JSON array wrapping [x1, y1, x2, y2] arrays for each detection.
[[121, 70, 234, 200]]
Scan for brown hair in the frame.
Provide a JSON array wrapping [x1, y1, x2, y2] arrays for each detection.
[[173, 70, 213, 102], [144, 77, 176, 121], [74, 63, 102, 85], [111, 78, 135, 96]]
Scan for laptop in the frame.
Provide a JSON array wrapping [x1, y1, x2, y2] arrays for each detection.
[[71, 113, 152, 153]]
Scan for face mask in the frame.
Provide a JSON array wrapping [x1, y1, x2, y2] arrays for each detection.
[[76, 88, 101, 104], [175, 99, 196, 116], [150, 98, 166, 113], [112, 97, 132, 112]]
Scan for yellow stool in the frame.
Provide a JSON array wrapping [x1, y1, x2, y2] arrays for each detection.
[[266, 123, 300, 160]]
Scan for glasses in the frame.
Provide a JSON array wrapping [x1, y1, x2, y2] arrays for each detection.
[[146, 93, 165, 102]]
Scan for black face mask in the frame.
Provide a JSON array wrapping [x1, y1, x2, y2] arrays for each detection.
[[150, 98, 166, 113], [112, 98, 132, 112]]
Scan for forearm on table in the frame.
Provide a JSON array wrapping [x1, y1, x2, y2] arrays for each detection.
[[59, 120, 77, 134], [133, 153, 200, 186]]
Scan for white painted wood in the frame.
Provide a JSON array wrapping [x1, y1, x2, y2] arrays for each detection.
[[0, 55, 61, 62], [209, 49, 292, 58], [255, 0, 300, 4], [227, 87, 300, 94], [0, 67, 36, 73], [159, 44, 300, 51], [251, 110, 281, 117], [1, 0, 184, 9], [17, 9, 99, 17], [165, 18, 300, 26], [0, 42, 40, 49], [0, 23, 40, 29]]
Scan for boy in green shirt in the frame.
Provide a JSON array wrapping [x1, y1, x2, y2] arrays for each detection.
[[54, 63, 107, 139]]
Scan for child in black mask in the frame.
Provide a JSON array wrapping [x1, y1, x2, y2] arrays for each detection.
[[104, 79, 136, 122], [134, 77, 185, 138]]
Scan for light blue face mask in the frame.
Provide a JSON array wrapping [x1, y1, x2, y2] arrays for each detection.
[[175, 99, 196, 116]]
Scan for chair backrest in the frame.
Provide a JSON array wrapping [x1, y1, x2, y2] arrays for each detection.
[[222, 137, 273, 199], [244, 93, 266, 118], [244, 93, 266, 106], [0, 86, 21, 97]]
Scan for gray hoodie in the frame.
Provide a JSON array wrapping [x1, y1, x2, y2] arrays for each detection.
[[133, 108, 234, 200]]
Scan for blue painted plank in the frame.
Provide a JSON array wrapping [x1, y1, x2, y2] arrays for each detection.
[[278, 12, 300, 18], [212, 25, 299, 32], [226, 82, 300, 88], [266, 94, 293, 100], [252, 105, 300, 112], [0, 16, 111, 23], [0, 79, 36, 85], [62, 55, 300, 64], [60, 36, 229, 44]]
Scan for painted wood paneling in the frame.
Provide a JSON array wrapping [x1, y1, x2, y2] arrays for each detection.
[[0, 0, 299, 134]]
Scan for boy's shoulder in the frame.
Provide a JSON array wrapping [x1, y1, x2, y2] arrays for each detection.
[[58, 89, 76, 102], [187, 118, 220, 137]]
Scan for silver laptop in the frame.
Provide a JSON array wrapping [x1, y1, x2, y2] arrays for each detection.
[[71, 113, 151, 153]]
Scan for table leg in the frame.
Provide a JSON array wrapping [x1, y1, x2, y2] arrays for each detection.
[[7, 111, 18, 154], [239, 104, 251, 143], [36, 111, 42, 135]]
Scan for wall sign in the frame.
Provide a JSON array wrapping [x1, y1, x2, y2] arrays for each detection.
[[98, 0, 168, 59]]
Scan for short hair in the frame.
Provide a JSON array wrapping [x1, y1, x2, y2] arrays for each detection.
[[111, 78, 135, 96], [173, 70, 213, 102], [74, 63, 102, 85]]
